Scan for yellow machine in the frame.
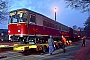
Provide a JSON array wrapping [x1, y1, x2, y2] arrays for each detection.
[[13, 43, 49, 52], [13, 39, 62, 53]]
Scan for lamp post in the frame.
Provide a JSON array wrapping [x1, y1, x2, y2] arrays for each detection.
[[54, 8, 57, 21]]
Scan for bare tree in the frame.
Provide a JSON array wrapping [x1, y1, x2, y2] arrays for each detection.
[[84, 17, 90, 37], [84, 17, 90, 31], [65, 0, 90, 16], [0, 0, 8, 24]]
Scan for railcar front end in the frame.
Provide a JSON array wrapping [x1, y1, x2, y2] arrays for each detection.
[[8, 9, 29, 42]]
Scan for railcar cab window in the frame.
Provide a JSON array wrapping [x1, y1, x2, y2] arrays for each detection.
[[9, 12, 28, 23], [20, 13, 28, 22], [10, 14, 20, 23]]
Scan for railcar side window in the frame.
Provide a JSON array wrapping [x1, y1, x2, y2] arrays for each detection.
[[30, 15, 36, 24], [43, 20, 47, 26]]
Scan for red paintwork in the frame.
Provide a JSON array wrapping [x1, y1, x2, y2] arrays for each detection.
[[29, 24, 61, 36], [8, 23, 28, 35], [8, 22, 78, 39], [69, 28, 73, 38], [61, 31, 69, 37], [8, 23, 18, 35], [8, 23, 62, 36], [69, 28, 78, 38]]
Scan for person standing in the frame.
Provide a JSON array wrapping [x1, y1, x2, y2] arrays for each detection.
[[82, 36, 86, 47], [61, 36, 66, 53], [48, 36, 54, 55]]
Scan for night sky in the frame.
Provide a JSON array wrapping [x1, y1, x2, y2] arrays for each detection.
[[0, 0, 88, 29]]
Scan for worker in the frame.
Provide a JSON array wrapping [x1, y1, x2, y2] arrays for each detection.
[[61, 36, 66, 53], [48, 36, 54, 55], [82, 36, 86, 47]]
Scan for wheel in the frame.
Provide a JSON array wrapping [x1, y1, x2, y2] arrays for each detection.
[[58, 43, 60, 49], [55, 44, 58, 49], [42, 45, 47, 53]]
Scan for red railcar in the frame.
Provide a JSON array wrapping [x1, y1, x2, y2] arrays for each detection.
[[8, 8, 79, 51], [8, 8, 78, 44], [8, 9, 61, 42]]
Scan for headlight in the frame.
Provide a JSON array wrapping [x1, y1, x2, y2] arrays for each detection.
[[8, 30, 10, 33], [18, 30, 20, 32]]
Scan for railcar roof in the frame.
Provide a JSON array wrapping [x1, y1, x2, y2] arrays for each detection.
[[10, 8, 48, 18], [10, 8, 71, 29], [10, 8, 57, 22], [10, 8, 52, 19]]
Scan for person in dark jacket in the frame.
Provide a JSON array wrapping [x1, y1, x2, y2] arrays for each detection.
[[82, 36, 86, 47], [48, 36, 54, 55]]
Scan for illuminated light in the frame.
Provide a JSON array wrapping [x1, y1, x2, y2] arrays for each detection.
[[8, 30, 10, 33], [18, 30, 20, 32], [54, 8, 57, 12], [78, 36, 80, 37], [31, 40, 33, 41], [1, 33, 3, 36], [20, 34, 23, 37]]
